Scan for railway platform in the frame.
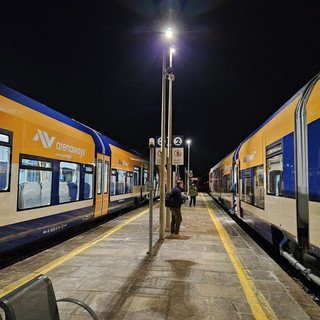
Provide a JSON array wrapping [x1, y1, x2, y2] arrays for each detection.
[[0, 193, 319, 319]]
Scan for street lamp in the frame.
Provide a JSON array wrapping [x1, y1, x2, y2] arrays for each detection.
[[186, 139, 191, 196], [159, 27, 174, 239], [159, 50, 167, 240], [166, 44, 175, 230]]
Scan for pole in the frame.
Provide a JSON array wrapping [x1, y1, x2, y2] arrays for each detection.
[[148, 138, 155, 257], [159, 49, 167, 240], [166, 48, 174, 230], [187, 142, 190, 196]]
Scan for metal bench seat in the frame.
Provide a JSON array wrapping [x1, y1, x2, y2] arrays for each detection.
[[0, 274, 98, 320]]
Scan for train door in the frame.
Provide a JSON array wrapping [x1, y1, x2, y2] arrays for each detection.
[[235, 160, 242, 218], [230, 160, 240, 216], [94, 153, 110, 217]]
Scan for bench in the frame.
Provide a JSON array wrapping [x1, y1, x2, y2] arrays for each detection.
[[0, 274, 98, 319]]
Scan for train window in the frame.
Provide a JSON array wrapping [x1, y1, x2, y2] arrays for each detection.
[[126, 172, 133, 193], [266, 141, 284, 197], [266, 143, 282, 156], [84, 165, 94, 199], [242, 168, 253, 204], [221, 174, 230, 194], [110, 170, 134, 194], [59, 162, 80, 203], [154, 171, 159, 192], [212, 168, 219, 193], [143, 169, 148, 185], [97, 160, 102, 194], [219, 169, 223, 193], [117, 170, 126, 194], [0, 147, 10, 192], [0, 133, 9, 143], [134, 166, 140, 186], [18, 156, 53, 209], [253, 165, 265, 209], [110, 169, 116, 195], [0, 130, 12, 192], [103, 161, 109, 194]]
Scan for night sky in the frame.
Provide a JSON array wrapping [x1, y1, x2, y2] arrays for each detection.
[[1, 0, 320, 182]]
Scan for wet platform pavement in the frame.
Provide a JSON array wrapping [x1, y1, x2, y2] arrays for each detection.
[[0, 193, 319, 319]]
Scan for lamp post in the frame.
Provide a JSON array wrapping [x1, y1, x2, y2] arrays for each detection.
[[159, 48, 167, 240], [166, 45, 175, 230], [159, 27, 174, 239], [186, 139, 191, 196]]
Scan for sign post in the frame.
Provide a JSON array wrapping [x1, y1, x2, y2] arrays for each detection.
[[148, 138, 155, 257]]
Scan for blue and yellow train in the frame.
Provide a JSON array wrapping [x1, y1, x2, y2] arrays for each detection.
[[209, 72, 320, 285], [0, 83, 159, 254]]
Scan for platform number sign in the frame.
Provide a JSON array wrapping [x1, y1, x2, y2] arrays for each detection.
[[155, 136, 163, 165], [172, 135, 184, 165], [155, 135, 184, 165], [173, 136, 183, 147], [156, 137, 162, 147]]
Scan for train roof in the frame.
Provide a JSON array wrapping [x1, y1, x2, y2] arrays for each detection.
[[232, 78, 310, 161], [0, 83, 146, 159], [210, 72, 320, 171]]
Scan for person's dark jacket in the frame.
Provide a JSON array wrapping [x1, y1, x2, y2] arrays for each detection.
[[170, 185, 185, 208]]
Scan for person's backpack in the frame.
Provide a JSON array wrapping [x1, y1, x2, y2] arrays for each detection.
[[165, 191, 175, 208]]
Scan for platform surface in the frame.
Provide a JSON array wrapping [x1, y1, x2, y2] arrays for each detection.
[[0, 193, 319, 319]]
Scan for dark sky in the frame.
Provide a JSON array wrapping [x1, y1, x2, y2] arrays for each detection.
[[1, 0, 320, 181]]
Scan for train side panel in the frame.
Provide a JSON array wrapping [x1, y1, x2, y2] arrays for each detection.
[[211, 74, 320, 279], [209, 152, 234, 208], [235, 91, 300, 248], [108, 144, 149, 212], [0, 96, 95, 225], [306, 81, 320, 252], [219, 152, 234, 209], [0, 93, 96, 253], [0, 83, 155, 255]]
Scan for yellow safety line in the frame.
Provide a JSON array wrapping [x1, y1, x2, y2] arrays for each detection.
[[202, 194, 278, 320], [0, 206, 153, 297]]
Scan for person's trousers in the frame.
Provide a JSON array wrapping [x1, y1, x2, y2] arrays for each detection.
[[170, 207, 182, 234], [189, 196, 196, 206]]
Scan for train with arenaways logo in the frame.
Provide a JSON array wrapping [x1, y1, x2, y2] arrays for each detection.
[[0, 83, 159, 255], [209, 72, 320, 286]]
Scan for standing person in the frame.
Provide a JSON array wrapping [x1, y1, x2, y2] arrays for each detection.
[[168, 180, 185, 239], [188, 182, 198, 207]]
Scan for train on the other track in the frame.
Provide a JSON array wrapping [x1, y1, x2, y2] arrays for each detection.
[[0, 83, 159, 255], [209, 72, 320, 286]]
